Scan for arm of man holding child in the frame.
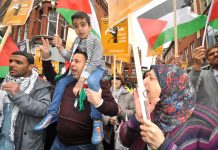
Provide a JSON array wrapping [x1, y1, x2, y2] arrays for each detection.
[[86, 80, 119, 116]]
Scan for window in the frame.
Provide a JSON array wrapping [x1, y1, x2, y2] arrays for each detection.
[[60, 16, 67, 40], [198, 37, 202, 46], [200, 0, 211, 13], [203, 0, 207, 7], [184, 48, 189, 62], [24, 19, 29, 39], [215, 32, 218, 44], [190, 41, 195, 54], [105, 56, 111, 64], [17, 26, 21, 43], [108, 56, 111, 64], [207, 26, 218, 47], [47, 10, 57, 36]]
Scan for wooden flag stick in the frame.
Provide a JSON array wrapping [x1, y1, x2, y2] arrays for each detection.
[[128, 13, 147, 120], [129, 13, 152, 150], [0, 26, 12, 53], [173, 0, 178, 57], [120, 60, 123, 73], [56, 13, 60, 35], [113, 55, 116, 101]]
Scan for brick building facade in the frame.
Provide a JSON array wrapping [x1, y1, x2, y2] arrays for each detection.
[[163, 0, 217, 68]]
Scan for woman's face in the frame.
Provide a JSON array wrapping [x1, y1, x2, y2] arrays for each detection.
[[111, 77, 122, 89], [143, 70, 161, 112]]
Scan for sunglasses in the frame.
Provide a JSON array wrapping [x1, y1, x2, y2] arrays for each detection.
[[111, 77, 121, 80], [116, 77, 121, 80]]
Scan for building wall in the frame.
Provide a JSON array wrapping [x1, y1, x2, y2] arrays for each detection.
[[163, 0, 216, 67], [11, 0, 108, 48], [95, 0, 108, 23]]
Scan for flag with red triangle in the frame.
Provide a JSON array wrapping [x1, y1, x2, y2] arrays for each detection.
[[0, 35, 19, 78], [56, 0, 91, 25], [134, 0, 207, 49], [56, 0, 100, 38], [208, 0, 218, 30]]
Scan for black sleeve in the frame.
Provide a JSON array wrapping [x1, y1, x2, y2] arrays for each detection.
[[42, 60, 57, 85], [97, 80, 119, 116]]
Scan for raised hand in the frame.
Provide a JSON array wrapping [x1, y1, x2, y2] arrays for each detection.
[[39, 38, 51, 59], [192, 46, 206, 70], [53, 34, 64, 51]]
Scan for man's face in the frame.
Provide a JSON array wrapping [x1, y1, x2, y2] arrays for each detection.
[[9, 55, 33, 78], [70, 53, 87, 80], [72, 18, 91, 39], [207, 47, 218, 67]]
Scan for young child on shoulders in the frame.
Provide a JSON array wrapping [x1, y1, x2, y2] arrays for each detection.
[[34, 11, 105, 145]]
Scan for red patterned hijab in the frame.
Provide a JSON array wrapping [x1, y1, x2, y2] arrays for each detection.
[[151, 64, 196, 133]]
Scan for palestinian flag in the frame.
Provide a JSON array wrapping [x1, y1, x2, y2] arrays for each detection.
[[208, 0, 218, 30], [56, 0, 100, 38], [0, 35, 19, 78], [56, 0, 91, 25], [136, 0, 207, 49]]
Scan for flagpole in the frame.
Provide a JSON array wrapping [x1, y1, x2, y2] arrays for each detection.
[[0, 26, 12, 53], [113, 55, 116, 100], [128, 13, 147, 121], [129, 14, 152, 150], [151, 55, 154, 64], [202, 0, 214, 47], [56, 13, 60, 35], [120, 60, 123, 73], [173, 0, 178, 57]]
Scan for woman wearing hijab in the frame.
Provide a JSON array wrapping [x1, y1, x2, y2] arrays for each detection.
[[119, 64, 218, 149]]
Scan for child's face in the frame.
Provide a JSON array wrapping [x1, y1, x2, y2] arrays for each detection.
[[72, 18, 91, 39]]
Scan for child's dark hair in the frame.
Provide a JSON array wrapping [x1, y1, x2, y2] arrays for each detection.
[[71, 11, 91, 26], [11, 51, 34, 64]]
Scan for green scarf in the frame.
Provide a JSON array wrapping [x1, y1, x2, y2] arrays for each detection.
[[78, 87, 87, 111]]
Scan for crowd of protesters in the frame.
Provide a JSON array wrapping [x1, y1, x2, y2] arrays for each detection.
[[1, 11, 218, 150]]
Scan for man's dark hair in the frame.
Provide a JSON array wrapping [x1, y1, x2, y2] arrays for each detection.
[[58, 49, 87, 81], [206, 44, 218, 58], [74, 48, 88, 60], [71, 11, 91, 26], [11, 51, 34, 64]]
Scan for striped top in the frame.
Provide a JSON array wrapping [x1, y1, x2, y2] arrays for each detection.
[[119, 104, 218, 150]]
